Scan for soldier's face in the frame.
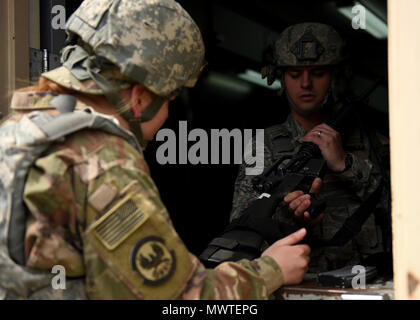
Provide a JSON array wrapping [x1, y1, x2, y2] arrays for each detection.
[[284, 66, 331, 113]]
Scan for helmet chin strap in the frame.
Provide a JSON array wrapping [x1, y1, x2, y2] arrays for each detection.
[[62, 44, 179, 148], [84, 57, 167, 148], [285, 88, 333, 117]]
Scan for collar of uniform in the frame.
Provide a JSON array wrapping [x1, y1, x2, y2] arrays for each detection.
[[267, 114, 306, 142], [10, 91, 59, 111], [286, 114, 307, 140]]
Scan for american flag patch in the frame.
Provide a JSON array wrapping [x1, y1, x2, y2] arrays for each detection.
[[93, 196, 149, 250]]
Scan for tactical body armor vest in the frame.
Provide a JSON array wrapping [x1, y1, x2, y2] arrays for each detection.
[[0, 95, 142, 299], [263, 117, 388, 249]]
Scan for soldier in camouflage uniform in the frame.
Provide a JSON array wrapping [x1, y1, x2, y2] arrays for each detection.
[[230, 23, 391, 273], [0, 0, 311, 300]]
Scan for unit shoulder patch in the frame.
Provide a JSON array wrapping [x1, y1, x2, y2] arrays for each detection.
[[131, 236, 176, 286]]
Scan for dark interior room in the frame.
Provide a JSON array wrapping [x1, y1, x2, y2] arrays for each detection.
[[45, 0, 389, 257]]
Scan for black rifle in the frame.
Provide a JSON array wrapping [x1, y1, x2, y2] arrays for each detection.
[[199, 80, 383, 268]]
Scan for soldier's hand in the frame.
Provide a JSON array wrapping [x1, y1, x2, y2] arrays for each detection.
[[302, 123, 346, 172], [262, 228, 310, 285], [283, 178, 324, 227]]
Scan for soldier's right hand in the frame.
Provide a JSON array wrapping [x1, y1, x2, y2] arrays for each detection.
[[261, 228, 310, 285]]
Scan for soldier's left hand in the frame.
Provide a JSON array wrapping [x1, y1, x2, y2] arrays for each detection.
[[284, 178, 324, 227], [302, 123, 346, 172]]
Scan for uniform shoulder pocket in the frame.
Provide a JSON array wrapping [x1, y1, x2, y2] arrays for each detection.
[[84, 181, 193, 300]]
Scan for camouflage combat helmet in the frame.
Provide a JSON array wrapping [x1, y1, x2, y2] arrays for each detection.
[[274, 22, 345, 67], [262, 23, 349, 116], [262, 22, 346, 87], [43, 0, 206, 145]]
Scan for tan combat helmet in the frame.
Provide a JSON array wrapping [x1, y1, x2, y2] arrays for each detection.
[[262, 22, 346, 86], [43, 0, 206, 145], [274, 22, 345, 67]]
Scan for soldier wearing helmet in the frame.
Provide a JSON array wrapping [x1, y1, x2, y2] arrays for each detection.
[[231, 23, 391, 273], [0, 0, 310, 299]]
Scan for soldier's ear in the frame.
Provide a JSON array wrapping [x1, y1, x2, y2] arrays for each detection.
[[131, 84, 153, 117], [131, 84, 146, 104]]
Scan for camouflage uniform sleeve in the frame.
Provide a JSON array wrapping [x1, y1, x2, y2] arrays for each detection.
[[230, 136, 274, 221], [181, 255, 283, 300], [334, 152, 382, 201], [23, 131, 283, 300], [229, 163, 260, 222]]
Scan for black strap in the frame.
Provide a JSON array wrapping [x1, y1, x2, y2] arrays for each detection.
[[321, 109, 387, 247], [324, 179, 384, 247]]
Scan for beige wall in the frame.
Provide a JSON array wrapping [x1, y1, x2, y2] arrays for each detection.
[[388, 0, 420, 300], [0, 0, 30, 118], [29, 0, 40, 50], [0, 1, 11, 117]]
